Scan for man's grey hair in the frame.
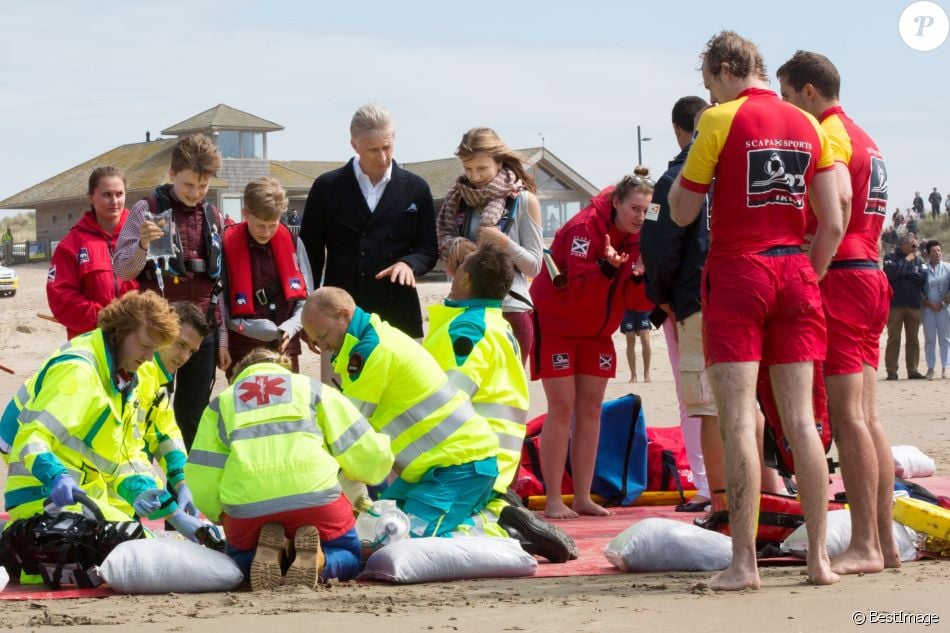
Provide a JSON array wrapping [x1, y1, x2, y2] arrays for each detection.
[[350, 103, 395, 139], [899, 233, 917, 246]]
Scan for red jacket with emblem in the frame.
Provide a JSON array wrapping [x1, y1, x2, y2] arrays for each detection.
[[530, 187, 651, 338], [47, 210, 138, 339]]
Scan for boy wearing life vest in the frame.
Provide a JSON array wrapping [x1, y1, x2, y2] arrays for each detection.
[[424, 245, 577, 562], [218, 177, 313, 379]]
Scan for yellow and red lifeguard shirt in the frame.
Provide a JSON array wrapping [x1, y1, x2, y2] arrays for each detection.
[[805, 106, 887, 262], [680, 87, 835, 259]]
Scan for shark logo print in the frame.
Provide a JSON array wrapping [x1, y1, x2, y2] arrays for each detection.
[[747, 149, 811, 209], [865, 156, 888, 216]]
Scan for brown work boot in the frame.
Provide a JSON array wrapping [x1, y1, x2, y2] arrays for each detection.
[[285, 525, 324, 590], [250, 522, 285, 591]]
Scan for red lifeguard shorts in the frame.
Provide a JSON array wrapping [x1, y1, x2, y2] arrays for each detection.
[[702, 251, 827, 365], [820, 264, 891, 375], [531, 331, 616, 380]]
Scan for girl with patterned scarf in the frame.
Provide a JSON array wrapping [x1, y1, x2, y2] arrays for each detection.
[[436, 128, 544, 363]]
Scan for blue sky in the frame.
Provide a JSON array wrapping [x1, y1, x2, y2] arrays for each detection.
[[0, 0, 947, 213]]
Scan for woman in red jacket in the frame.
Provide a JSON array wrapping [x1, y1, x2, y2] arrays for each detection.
[[47, 166, 138, 339], [530, 168, 654, 518]]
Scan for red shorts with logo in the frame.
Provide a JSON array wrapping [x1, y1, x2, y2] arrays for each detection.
[[530, 330, 616, 380], [222, 494, 355, 552], [702, 251, 826, 365], [820, 265, 891, 375]]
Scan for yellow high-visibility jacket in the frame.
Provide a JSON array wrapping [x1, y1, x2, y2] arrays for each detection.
[[184, 362, 393, 522], [424, 299, 529, 492], [4, 330, 176, 522], [334, 307, 498, 484]]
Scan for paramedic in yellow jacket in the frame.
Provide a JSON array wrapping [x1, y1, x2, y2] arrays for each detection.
[[424, 244, 578, 563], [127, 301, 210, 516], [4, 292, 205, 539], [302, 287, 499, 538], [185, 349, 393, 589]]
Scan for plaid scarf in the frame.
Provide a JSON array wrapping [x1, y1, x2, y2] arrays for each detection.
[[437, 166, 524, 253]]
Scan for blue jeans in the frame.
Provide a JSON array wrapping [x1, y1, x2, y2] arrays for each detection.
[[382, 458, 498, 537], [922, 306, 950, 370], [227, 527, 361, 582]]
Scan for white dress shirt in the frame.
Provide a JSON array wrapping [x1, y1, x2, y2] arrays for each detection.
[[353, 158, 393, 212]]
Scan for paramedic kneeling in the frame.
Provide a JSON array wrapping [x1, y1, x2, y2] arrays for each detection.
[[302, 287, 500, 537], [185, 348, 393, 589]]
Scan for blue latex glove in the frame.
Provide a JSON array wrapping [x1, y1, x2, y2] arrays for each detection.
[[50, 474, 81, 508], [175, 483, 199, 517], [167, 509, 204, 542], [132, 488, 164, 516]]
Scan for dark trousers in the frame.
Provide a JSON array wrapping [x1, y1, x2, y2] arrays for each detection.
[[174, 333, 216, 450], [885, 307, 921, 376]]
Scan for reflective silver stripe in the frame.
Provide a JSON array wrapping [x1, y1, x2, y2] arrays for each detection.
[[17, 410, 117, 474], [309, 379, 323, 408], [221, 487, 341, 518], [393, 399, 476, 474], [9, 460, 83, 484], [347, 396, 377, 419], [473, 403, 528, 424], [114, 463, 141, 476], [209, 398, 229, 448], [158, 438, 186, 457], [15, 384, 30, 405], [18, 441, 51, 461], [496, 432, 524, 453], [384, 382, 458, 439], [446, 370, 478, 397], [328, 416, 372, 456], [230, 418, 320, 443], [188, 449, 228, 469]]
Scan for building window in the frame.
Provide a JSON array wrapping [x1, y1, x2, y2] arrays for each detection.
[[542, 200, 582, 237], [217, 131, 264, 159], [221, 197, 243, 224]]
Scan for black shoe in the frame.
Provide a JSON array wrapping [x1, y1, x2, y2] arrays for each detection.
[[498, 505, 578, 563], [500, 488, 525, 509], [908, 372, 927, 380], [886, 373, 899, 381]]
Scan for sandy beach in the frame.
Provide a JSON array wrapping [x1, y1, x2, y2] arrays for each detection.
[[1, 262, 948, 633]]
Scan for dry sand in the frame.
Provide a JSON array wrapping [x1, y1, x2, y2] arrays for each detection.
[[1, 263, 948, 633]]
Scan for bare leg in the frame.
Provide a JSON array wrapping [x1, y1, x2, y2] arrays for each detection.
[[770, 363, 839, 586], [625, 332, 638, 382], [639, 331, 652, 382], [540, 376, 577, 519], [826, 372, 884, 574], [708, 362, 762, 591], [700, 414, 726, 510], [863, 365, 900, 568], [570, 374, 612, 516], [755, 409, 786, 495]]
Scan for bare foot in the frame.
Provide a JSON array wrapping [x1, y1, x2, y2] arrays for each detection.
[[545, 500, 578, 519], [709, 565, 761, 591], [644, 374, 651, 383], [882, 544, 902, 569], [572, 498, 613, 516], [831, 546, 884, 575], [629, 376, 638, 383], [806, 554, 841, 586]]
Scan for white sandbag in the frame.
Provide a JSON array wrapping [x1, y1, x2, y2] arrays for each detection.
[[0, 566, 8, 592], [360, 537, 537, 583], [604, 517, 732, 572], [100, 537, 244, 594], [781, 509, 916, 562], [892, 445, 937, 478]]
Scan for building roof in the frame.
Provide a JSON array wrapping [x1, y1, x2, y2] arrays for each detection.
[[161, 104, 284, 136], [0, 139, 226, 207]]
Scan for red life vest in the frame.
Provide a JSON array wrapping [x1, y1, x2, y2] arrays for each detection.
[[224, 223, 308, 317]]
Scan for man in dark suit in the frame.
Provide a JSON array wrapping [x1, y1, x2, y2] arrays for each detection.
[[299, 103, 438, 345]]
